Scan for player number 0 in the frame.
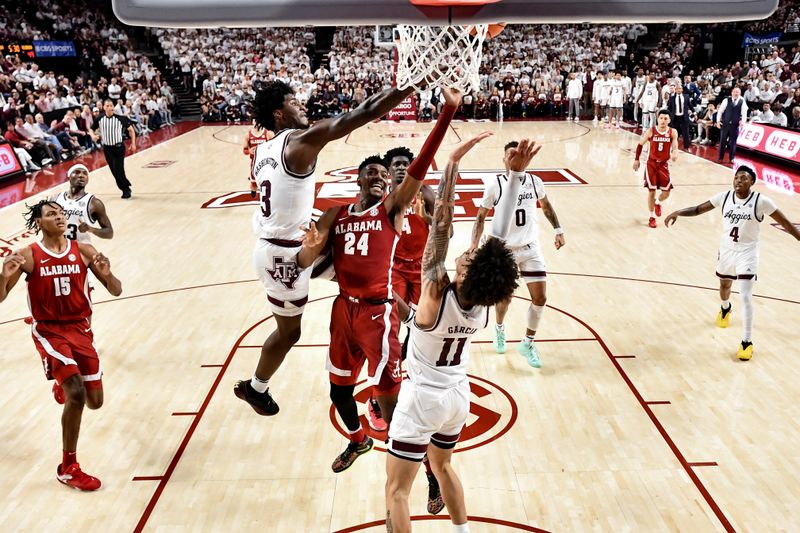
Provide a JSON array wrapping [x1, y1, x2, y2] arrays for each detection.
[[515, 209, 526, 227]]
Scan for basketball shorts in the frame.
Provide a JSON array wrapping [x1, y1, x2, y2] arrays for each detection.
[[716, 247, 758, 280], [644, 160, 672, 191], [31, 319, 102, 390], [609, 95, 624, 109], [392, 257, 423, 308], [326, 295, 402, 395], [641, 99, 658, 113], [510, 243, 547, 284], [253, 237, 311, 317], [387, 379, 469, 462]]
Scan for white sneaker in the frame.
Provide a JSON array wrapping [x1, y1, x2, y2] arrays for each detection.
[[574, 116, 580, 122], [27, 163, 42, 172], [41, 158, 53, 166]]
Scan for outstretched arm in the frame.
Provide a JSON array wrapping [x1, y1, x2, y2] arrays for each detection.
[[297, 207, 339, 268], [664, 201, 715, 227], [470, 206, 490, 252], [769, 209, 800, 240], [288, 87, 414, 173]]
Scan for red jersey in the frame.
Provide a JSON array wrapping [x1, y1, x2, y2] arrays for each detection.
[[26, 240, 91, 322], [331, 202, 399, 301], [649, 126, 672, 162], [246, 129, 271, 158], [395, 205, 429, 261]]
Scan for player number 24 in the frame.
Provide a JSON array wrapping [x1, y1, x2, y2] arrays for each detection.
[[343, 232, 369, 256], [53, 277, 71, 297], [436, 337, 467, 367]]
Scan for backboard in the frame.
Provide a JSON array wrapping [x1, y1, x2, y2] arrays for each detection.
[[112, 0, 780, 27]]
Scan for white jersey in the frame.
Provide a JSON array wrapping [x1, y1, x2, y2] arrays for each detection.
[[710, 190, 777, 252], [634, 76, 646, 99], [252, 128, 317, 241], [642, 81, 659, 102], [608, 79, 625, 106], [593, 79, 608, 103], [408, 284, 489, 389], [481, 172, 546, 249], [54, 190, 96, 243]]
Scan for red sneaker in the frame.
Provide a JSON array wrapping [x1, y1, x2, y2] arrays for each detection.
[[52, 382, 65, 404], [366, 397, 387, 432], [56, 463, 101, 491], [654, 204, 662, 217], [648, 217, 657, 228]]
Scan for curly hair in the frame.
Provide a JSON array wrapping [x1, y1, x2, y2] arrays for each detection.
[[461, 237, 519, 306], [252, 81, 294, 131], [383, 146, 414, 164], [358, 154, 387, 174], [736, 165, 757, 183], [23, 200, 63, 233]]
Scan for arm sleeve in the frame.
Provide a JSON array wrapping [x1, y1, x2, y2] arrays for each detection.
[[709, 191, 727, 208], [756, 195, 777, 219]]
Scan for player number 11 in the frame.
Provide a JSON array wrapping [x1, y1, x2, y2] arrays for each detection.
[[436, 337, 467, 367]]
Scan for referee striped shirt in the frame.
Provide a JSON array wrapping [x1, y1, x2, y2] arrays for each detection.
[[98, 114, 130, 146]]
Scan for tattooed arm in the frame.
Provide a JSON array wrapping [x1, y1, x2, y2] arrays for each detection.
[[539, 196, 565, 249], [415, 132, 493, 328]]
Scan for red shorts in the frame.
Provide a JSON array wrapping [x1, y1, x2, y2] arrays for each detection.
[[392, 257, 422, 307], [326, 295, 402, 395], [31, 319, 102, 390], [644, 159, 672, 190]]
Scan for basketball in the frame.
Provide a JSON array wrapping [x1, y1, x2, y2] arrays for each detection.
[[470, 22, 506, 39]]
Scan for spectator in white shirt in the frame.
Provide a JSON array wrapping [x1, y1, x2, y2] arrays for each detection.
[[566, 72, 583, 121]]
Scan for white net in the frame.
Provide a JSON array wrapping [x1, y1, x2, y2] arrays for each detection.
[[395, 24, 488, 94]]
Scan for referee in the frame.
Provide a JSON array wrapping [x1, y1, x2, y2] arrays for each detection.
[[97, 99, 137, 199]]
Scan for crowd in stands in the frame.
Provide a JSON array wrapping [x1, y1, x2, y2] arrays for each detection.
[[1, 2, 178, 175]]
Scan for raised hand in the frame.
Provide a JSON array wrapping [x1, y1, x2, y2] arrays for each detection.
[[440, 87, 462, 108], [449, 131, 493, 163], [2, 252, 25, 278], [506, 138, 541, 172], [92, 253, 111, 275], [300, 221, 322, 247]]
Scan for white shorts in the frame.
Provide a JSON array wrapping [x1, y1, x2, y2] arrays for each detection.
[[511, 243, 547, 284], [716, 247, 758, 280], [252, 238, 312, 316], [641, 99, 658, 113], [609, 95, 624, 109], [388, 379, 469, 461]]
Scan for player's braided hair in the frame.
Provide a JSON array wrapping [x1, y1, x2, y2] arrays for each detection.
[[461, 237, 519, 306], [383, 146, 415, 164], [23, 200, 62, 233], [358, 154, 387, 174], [252, 81, 294, 131]]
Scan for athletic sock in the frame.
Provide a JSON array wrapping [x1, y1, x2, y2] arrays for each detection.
[[524, 335, 535, 344], [649, 210, 655, 217], [348, 426, 365, 444], [250, 375, 269, 393], [453, 523, 470, 533], [495, 323, 505, 331], [62, 450, 77, 469]]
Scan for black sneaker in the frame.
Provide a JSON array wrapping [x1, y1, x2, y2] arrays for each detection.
[[426, 472, 445, 514], [331, 436, 373, 473], [233, 380, 279, 416], [121, 190, 132, 199]]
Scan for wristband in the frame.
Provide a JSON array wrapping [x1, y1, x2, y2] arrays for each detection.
[[634, 144, 643, 161], [554, 227, 564, 236], [508, 170, 526, 180]]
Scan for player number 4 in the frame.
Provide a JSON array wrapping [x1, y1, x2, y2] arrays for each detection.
[[53, 277, 71, 297], [730, 226, 740, 242], [436, 337, 467, 367], [343, 232, 369, 256]]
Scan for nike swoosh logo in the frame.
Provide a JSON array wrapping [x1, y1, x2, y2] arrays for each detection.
[[85, 328, 92, 333], [371, 314, 382, 320], [41, 258, 51, 263]]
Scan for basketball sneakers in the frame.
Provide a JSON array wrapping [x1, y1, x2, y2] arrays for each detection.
[[331, 436, 374, 473], [654, 203, 662, 217], [52, 383, 65, 404], [648, 217, 657, 228], [56, 463, 101, 491], [367, 396, 388, 432], [493, 325, 506, 354], [233, 380, 280, 416], [716, 305, 732, 328], [518, 340, 542, 368], [737, 341, 753, 361], [426, 472, 445, 514]]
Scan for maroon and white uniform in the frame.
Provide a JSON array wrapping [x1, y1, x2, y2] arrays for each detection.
[[644, 126, 673, 190], [392, 203, 428, 307], [26, 240, 101, 389], [326, 201, 402, 395], [246, 128, 271, 185]]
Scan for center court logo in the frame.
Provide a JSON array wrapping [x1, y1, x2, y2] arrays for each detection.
[[329, 374, 518, 453], [201, 166, 586, 219]]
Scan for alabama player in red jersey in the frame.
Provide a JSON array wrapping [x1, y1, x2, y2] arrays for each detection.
[[633, 109, 678, 228], [298, 88, 460, 474], [243, 120, 273, 197], [0, 200, 122, 491]]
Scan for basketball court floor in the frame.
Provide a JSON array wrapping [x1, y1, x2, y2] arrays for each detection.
[[1, 120, 799, 532]]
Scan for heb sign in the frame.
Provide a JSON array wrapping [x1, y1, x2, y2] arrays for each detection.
[[737, 123, 800, 164], [734, 154, 800, 196], [386, 95, 416, 120]]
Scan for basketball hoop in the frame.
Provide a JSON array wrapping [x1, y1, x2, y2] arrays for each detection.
[[395, 23, 488, 94]]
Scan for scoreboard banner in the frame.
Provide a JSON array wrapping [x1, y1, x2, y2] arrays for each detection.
[[32, 40, 77, 57]]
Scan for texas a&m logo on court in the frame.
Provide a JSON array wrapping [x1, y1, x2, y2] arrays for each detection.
[[201, 167, 586, 218]]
